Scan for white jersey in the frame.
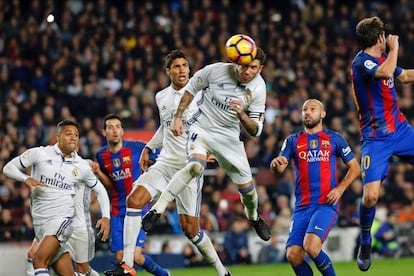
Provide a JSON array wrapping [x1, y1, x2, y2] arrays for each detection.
[[72, 184, 92, 229], [146, 84, 201, 169], [72, 178, 110, 229], [3, 144, 100, 225], [184, 62, 266, 139]]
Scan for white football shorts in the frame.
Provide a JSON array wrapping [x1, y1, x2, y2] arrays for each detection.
[[34, 217, 73, 264], [187, 127, 253, 184], [135, 162, 203, 217], [66, 226, 95, 263]]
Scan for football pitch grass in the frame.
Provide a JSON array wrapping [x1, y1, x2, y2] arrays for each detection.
[[100, 257, 414, 275]]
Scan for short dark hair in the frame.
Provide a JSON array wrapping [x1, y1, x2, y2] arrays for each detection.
[[165, 49, 187, 69], [57, 120, 80, 134], [103, 113, 122, 129], [356, 16, 386, 49], [255, 47, 266, 65]]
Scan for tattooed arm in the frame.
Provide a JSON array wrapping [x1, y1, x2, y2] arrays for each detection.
[[171, 91, 194, 136]]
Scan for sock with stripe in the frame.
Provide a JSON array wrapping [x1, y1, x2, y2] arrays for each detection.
[[359, 202, 375, 245], [191, 231, 227, 275], [311, 250, 335, 276], [123, 208, 142, 267]]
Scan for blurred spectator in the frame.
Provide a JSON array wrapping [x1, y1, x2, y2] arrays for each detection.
[[161, 240, 173, 254], [223, 218, 251, 265], [257, 232, 285, 264], [182, 243, 206, 267], [0, 209, 17, 241], [19, 212, 35, 241], [259, 199, 277, 227], [0, 186, 13, 209], [164, 201, 183, 235], [373, 211, 400, 257], [272, 208, 292, 235], [199, 202, 219, 233]]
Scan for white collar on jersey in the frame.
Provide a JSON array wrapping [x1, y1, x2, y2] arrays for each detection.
[[53, 144, 78, 162], [171, 85, 183, 95]]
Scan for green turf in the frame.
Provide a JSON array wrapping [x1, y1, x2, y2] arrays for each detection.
[[100, 257, 414, 275]]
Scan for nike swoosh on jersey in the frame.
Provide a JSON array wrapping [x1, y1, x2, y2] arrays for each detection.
[[297, 144, 307, 149], [315, 225, 324, 231]]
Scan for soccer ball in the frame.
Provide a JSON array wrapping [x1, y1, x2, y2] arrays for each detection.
[[225, 34, 257, 65]]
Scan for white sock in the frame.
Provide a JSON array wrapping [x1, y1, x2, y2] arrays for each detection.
[[33, 268, 50, 276], [123, 208, 142, 267], [240, 187, 258, 221], [26, 258, 34, 276], [152, 166, 194, 213], [191, 231, 227, 276]]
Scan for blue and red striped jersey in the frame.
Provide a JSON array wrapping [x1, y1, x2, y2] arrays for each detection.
[[280, 129, 355, 208], [96, 140, 156, 217], [351, 50, 406, 138]]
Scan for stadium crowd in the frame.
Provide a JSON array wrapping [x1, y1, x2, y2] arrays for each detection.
[[1, 0, 414, 263]]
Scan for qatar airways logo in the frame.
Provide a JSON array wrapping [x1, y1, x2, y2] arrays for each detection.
[[111, 168, 132, 181], [298, 149, 330, 162]]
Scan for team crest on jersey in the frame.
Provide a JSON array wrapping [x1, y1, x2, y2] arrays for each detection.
[[189, 144, 195, 151], [22, 151, 30, 159], [244, 90, 252, 103], [72, 168, 79, 176], [321, 140, 330, 148], [122, 156, 131, 164], [310, 140, 318, 149], [113, 158, 121, 168]]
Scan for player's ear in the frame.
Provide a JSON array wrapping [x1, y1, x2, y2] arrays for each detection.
[[321, 110, 326, 119]]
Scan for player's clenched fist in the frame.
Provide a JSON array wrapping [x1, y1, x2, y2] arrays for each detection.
[[270, 156, 288, 173]]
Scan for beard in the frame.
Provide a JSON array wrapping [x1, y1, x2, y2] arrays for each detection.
[[304, 117, 321, 129]]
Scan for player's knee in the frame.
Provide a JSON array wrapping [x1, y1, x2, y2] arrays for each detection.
[[126, 189, 147, 209], [363, 192, 379, 207], [303, 245, 319, 259], [185, 161, 205, 178], [286, 247, 304, 266], [126, 194, 139, 209], [182, 223, 199, 239]]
